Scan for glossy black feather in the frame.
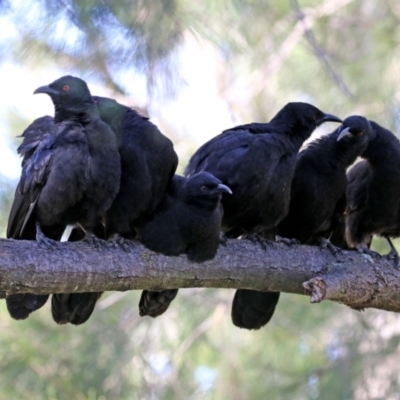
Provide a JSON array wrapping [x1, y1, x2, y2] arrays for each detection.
[[93, 96, 178, 237]]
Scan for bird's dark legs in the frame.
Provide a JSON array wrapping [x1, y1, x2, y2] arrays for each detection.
[[219, 232, 228, 246], [275, 235, 300, 246], [36, 222, 60, 250], [83, 231, 108, 250], [356, 242, 381, 259], [318, 236, 342, 256], [385, 236, 400, 268], [77, 224, 107, 250], [242, 233, 271, 250], [107, 233, 132, 252]]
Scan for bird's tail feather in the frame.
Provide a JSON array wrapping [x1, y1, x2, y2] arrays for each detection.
[[6, 293, 49, 320], [51, 292, 102, 325], [139, 289, 179, 318], [231, 289, 280, 330]]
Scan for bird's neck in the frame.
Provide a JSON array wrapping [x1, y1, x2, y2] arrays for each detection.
[[270, 119, 314, 150], [363, 132, 400, 166], [186, 195, 220, 211], [54, 101, 99, 124], [328, 134, 364, 169]]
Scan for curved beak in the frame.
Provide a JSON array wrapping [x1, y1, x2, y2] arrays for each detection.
[[217, 183, 232, 194], [34, 85, 58, 95], [337, 126, 351, 141], [318, 113, 342, 125]]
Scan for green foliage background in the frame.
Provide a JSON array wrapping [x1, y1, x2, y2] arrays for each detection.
[[0, 1, 400, 399]]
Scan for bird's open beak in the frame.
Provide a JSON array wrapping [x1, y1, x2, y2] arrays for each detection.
[[337, 126, 352, 141], [33, 85, 59, 95], [318, 113, 342, 125], [217, 184, 232, 194]]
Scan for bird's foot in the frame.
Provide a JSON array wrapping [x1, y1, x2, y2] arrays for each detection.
[[243, 233, 271, 250], [219, 232, 228, 246], [384, 236, 400, 269], [357, 245, 381, 260], [83, 232, 108, 250], [108, 234, 132, 252], [386, 248, 400, 269], [318, 237, 342, 256], [36, 223, 59, 250], [275, 235, 300, 246]]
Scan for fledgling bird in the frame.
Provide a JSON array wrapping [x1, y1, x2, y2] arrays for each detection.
[[92, 96, 178, 238], [6, 76, 121, 325], [278, 115, 372, 244], [137, 172, 231, 318], [345, 121, 400, 259], [185, 102, 342, 330]]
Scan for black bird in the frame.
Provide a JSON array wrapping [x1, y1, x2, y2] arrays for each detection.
[[345, 121, 400, 258], [92, 96, 178, 238], [93, 96, 178, 320], [253, 116, 371, 328], [10, 96, 177, 321], [185, 102, 342, 330], [278, 115, 372, 244], [137, 172, 231, 318], [6, 76, 121, 325]]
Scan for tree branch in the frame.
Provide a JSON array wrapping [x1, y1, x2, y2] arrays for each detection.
[[0, 238, 398, 313]]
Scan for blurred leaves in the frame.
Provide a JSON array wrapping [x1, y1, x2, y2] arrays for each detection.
[[2, 0, 400, 117]]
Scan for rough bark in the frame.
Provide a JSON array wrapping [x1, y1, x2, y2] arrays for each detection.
[[0, 237, 399, 313]]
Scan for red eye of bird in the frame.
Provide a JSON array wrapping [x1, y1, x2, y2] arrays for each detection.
[[357, 131, 363, 136], [63, 85, 70, 91]]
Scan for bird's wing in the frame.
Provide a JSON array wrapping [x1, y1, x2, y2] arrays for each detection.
[[186, 131, 251, 176], [17, 116, 56, 166], [328, 192, 348, 248], [186, 130, 283, 190], [222, 122, 272, 134], [346, 160, 370, 215], [7, 134, 56, 239]]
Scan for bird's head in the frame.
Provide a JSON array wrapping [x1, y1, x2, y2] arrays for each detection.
[[336, 116, 372, 147], [286, 102, 342, 127], [185, 172, 232, 204], [34, 76, 95, 120], [273, 102, 342, 143]]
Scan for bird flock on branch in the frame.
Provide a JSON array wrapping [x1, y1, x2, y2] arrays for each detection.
[[5, 75, 400, 330]]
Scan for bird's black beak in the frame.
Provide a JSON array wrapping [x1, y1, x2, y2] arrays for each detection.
[[337, 126, 351, 141], [217, 183, 232, 194], [33, 85, 59, 96], [318, 113, 342, 125]]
